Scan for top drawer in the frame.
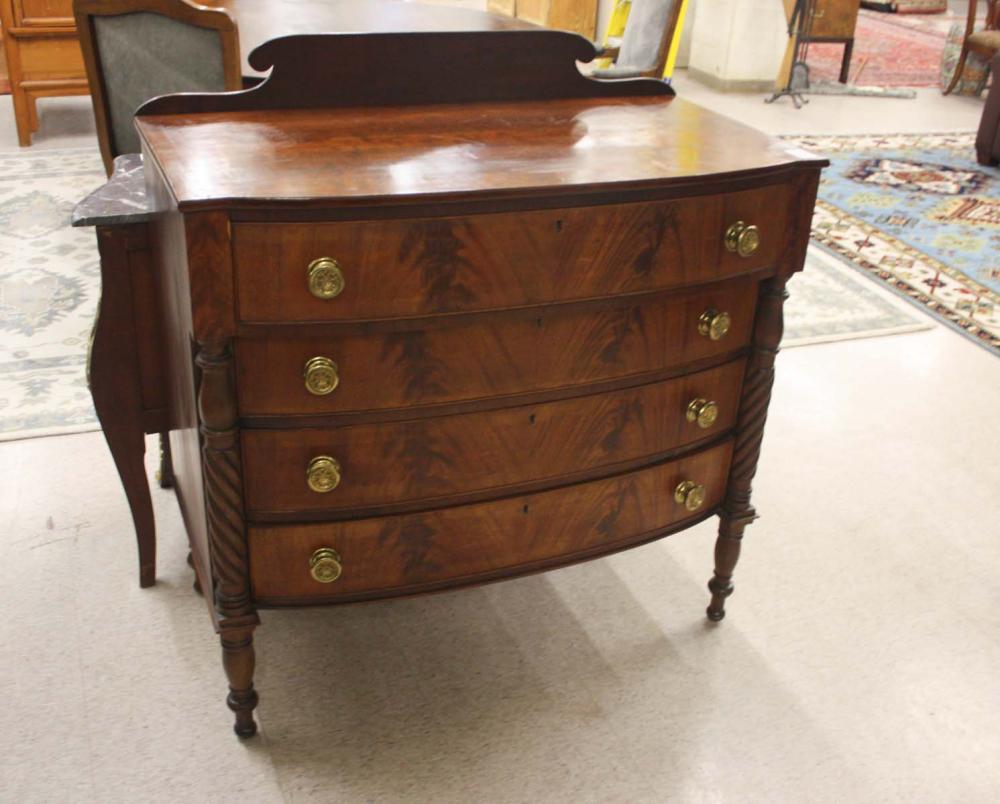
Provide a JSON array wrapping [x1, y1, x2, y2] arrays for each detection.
[[232, 185, 789, 323]]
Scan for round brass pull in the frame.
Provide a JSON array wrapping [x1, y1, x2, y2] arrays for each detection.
[[724, 221, 760, 258], [309, 547, 343, 583], [686, 398, 719, 429], [674, 480, 706, 512], [306, 455, 341, 493], [307, 257, 345, 300], [697, 309, 731, 341], [303, 356, 339, 396]]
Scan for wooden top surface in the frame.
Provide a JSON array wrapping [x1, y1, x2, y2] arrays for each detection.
[[137, 95, 825, 211]]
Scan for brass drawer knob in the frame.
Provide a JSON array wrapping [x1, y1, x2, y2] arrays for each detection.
[[686, 398, 719, 429], [306, 455, 341, 493], [309, 547, 343, 583], [724, 221, 760, 258], [307, 257, 345, 299], [697, 309, 731, 341], [303, 356, 339, 396], [674, 480, 706, 512]]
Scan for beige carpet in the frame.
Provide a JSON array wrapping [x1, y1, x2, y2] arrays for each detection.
[[3, 317, 1000, 802]]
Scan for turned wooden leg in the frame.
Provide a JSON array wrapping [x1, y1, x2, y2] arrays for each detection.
[[707, 277, 788, 621], [707, 514, 752, 621], [158, 433, 175, 489], [221, 625, 259, 738], [197, 340, 260, 738]]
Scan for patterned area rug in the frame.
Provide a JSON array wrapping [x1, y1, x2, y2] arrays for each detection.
[[808, 9, 950, 87], [784, 247, 931, 347], [0, 147, 105, 440], [786, 131, 1000, 355]]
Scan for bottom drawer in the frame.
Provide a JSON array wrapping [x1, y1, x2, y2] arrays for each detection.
[[249, 441, 733, 604]]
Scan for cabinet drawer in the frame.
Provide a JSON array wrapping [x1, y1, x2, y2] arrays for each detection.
[[236, 277, 758, 416], [17, 36, 85, 79], [242, 360, 744, 516], [248, 440, 733, 604], [14, 0, 74, 27], [232, 186, 787, 323]]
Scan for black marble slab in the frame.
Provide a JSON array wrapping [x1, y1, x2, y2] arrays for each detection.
[[72, 154, 157, 227]]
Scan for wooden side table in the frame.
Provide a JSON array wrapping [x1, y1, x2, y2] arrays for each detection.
[[807, 0, 862, 84], [0, 0, 89, 145]]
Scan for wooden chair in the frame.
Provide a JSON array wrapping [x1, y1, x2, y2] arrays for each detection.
[[943, 0, 1000, 96], [73, 0, 242, 175], [591, 0, 683, 79]]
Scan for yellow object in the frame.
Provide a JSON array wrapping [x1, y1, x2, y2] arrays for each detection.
[[662, 0, 689, 80]]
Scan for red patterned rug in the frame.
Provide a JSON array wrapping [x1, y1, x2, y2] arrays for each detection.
[[807, 9, 950, 87]]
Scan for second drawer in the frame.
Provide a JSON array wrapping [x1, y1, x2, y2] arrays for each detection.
[[242, 359, 745, 516], [237, 277, 758, 416]]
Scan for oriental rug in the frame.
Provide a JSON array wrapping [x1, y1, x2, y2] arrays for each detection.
[[785, 131, 1000, 356], [0, 147, 105, 440], [808, 9, 951, 87]]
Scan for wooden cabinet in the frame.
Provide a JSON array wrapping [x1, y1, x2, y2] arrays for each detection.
[[0, 0, 87, 145], [811, 0, 861, 40], [487, 0, 599, 37], [82, 30, 824, 737]]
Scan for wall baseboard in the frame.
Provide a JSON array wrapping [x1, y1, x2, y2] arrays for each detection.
[[687, 67, 774, 94]]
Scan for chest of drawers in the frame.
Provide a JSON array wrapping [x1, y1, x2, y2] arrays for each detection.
[[122, 31, 825, 737]]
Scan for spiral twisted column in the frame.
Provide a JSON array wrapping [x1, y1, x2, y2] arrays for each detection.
[[196, 341, 260, 736], [707, 277, 788, 622]]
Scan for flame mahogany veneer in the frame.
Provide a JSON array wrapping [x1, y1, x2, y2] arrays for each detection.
[[129, 30, 826, 737]]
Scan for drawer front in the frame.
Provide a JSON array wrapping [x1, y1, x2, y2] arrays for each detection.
[[237, 277, 758, 416], [233, 186, 787, 323], [17, 36, 85, 79], [14, 0, 74, 27], [242, 360, 745, 516], [249, 441, 733, 603]]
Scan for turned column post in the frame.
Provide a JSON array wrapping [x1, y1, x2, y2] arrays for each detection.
[[707, 276, 788, 621], [196, 340, 260, 737]]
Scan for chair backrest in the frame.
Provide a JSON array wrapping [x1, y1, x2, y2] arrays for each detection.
[[74, 0, 242, 174], [616, 0, 683, 77]]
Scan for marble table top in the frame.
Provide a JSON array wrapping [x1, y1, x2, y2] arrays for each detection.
[[72, 154, 157, 227]]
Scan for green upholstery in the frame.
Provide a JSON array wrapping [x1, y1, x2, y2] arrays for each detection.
[[94, 12, 226, 156]]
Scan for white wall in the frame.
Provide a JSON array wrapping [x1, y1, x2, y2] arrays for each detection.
[[688, 0, 787, 88]]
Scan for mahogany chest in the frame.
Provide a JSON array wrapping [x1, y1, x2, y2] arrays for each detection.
[[129, 31, 825, 736]]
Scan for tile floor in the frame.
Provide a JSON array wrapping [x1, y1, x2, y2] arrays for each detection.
[[1, 51, 999, 804]]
